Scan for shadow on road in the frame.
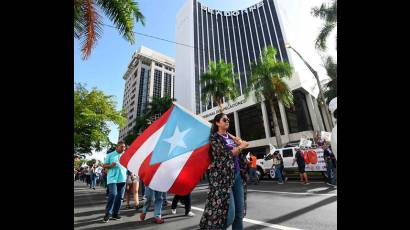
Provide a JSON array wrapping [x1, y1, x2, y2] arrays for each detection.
[[75, 209, 105, 218], [243, 196, 337, 230]]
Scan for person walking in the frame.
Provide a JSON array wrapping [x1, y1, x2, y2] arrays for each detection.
[[272, 152, 284, 184], [139, 186, 165, 224], [171, 193, 195, 217], [125, 170, 143, 209], [199, 113, 249, 230], [278, 152, 288, 183], [85, 167, 91, 187], [90, 164, 97, 190], [292, 148, 309, 185], [101, 141, 128, 223], [248, 152, 258, 185], [323, 144, 337, 186]]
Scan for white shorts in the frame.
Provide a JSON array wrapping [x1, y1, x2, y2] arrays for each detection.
[[127, 175, 140, 184]]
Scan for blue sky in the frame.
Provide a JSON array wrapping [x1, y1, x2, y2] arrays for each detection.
[[75, 0, 336, 161]]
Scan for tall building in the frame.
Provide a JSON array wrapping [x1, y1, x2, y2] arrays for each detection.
[[176, 0, 331, 153], [119, 46, 175, 142]]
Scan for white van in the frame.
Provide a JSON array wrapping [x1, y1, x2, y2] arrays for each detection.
[[249, 147, 327, 180]]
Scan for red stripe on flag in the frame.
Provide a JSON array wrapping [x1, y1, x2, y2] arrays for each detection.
[[168, 144, 210, 195], [120, 105, 174, 168], [138, 152, 161, 186]]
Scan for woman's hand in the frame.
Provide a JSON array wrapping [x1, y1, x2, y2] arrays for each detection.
[[239, 140, 249, 149]]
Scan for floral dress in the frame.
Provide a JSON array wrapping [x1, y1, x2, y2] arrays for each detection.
[[199, 132, 248, 229]]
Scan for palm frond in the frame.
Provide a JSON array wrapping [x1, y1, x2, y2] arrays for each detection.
[[315, 22, 336, 51], [80, 0, 103, 59], [96, 0, 145, 44], [200, 60, 238, 107], [311, 0, 337, 23], [323, 56, 337, 80], [246, 46, 294, 107], [271, 62, 293, 79], [74, 0, 83, 39]]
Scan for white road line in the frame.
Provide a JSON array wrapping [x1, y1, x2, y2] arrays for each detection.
[[258, 181, 324, 184], [170, 203, 304, 229], [243, 218, 304, 230], [247, 189, 337, 197]]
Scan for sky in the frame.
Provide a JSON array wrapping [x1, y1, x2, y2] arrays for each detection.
[[75, 0, 336, 161]]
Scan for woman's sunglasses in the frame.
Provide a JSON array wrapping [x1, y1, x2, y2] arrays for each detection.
[[222, 118, 230, 123]]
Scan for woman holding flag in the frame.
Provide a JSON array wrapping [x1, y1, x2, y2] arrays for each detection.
[[199, 113, 249, 230]]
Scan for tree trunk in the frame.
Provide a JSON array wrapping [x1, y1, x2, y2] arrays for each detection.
[[268, 99, 282, 148], [217, 99, 224, 113], [217, 102, 224, 113]]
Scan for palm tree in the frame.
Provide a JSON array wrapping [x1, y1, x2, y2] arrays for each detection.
[[311, 0, 337, 51], [323, 56, 337, 104], [245, 47, 294, 148], [147, 96, 176, 118], [200, 60, 239, 113], [74, 0, 145, 59]]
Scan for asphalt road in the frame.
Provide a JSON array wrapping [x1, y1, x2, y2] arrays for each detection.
[[74, 179, 336, 230]]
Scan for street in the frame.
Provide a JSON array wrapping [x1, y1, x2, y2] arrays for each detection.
[[74, 180, 336, 230]]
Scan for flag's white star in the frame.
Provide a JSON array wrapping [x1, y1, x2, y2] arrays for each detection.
[[163, 125, 191, 156]]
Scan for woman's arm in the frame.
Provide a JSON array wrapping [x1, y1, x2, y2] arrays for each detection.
[[227, 133, 243, 146], [227, 133, 249, 155]]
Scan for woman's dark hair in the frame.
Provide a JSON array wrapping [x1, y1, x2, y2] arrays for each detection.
[[208, 113, 225, 162], [210, 113, 225, 136]]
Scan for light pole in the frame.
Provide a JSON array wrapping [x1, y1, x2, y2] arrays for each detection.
[[285, 44, 333, 131]]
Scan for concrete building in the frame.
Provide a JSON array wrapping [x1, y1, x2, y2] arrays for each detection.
[[119, 46, 175, 141], [175, 0, 331, 154]]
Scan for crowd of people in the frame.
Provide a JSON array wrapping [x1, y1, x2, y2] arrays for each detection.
[[74, 164, 107, 189], [75, 112, 336, 229]]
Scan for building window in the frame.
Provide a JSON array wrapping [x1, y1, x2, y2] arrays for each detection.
[[285, 90, 313, 133], [153, 70, 162, 98], [238, 104, 265, 141], [155, 62, 163, 68], [164, 73, 172, 98]]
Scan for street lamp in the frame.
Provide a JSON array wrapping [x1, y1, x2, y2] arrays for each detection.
[[285, 43, 333, 131]]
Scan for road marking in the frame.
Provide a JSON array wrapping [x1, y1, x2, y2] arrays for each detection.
[[243, 218, 304, 230], [258, 181, 324, 184], [247, 189, 337, 197], [192, 187, 337, 197], [170, 203, 304, 230]]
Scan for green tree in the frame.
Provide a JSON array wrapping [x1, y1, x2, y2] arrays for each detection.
[[74, 0, 145, 59], [87, 159, 96, 166], [200, 60, 239, 113], [146, 96, 176, 118], [323, 56, 337, 103], [311, 0, 337, 51], [245, 47, 294, 148], [74, 83, 126, 155]]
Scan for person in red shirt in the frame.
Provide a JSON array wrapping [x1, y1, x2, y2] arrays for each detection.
[[248, 152, 258, 185]]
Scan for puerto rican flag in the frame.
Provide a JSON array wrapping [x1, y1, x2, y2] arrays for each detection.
[[120, 103, 211, 195]]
